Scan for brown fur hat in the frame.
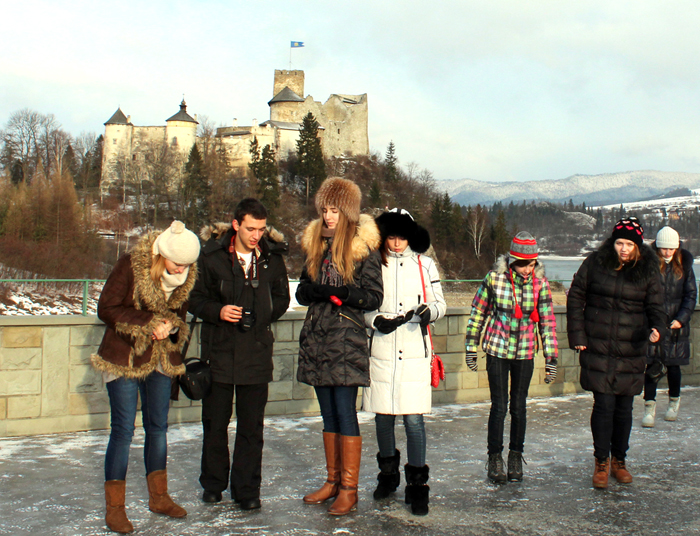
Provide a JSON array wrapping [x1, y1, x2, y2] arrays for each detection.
[[315, 177, 362, 223]]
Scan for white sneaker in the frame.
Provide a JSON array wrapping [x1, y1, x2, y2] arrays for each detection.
[[665, 397, 680, 421], [642, 401, 656, 428]]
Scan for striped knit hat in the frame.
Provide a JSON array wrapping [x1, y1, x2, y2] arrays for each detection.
[[509, 232, 538, 261]]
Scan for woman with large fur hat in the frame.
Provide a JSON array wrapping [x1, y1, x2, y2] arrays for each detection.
[[296, 177, 384, 516], [362, 208, 446, 515], [567, 217, 666, 489], [91, 221, 200, 533]]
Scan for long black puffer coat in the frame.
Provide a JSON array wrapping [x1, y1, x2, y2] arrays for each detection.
[[647, 245, 696, 367], [567, 238, 667, 396], [296, 215, 383, 387]]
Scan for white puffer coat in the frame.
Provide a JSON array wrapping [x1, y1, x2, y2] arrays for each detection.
[[362, 247, 446, 415]]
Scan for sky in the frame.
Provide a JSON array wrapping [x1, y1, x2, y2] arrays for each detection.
[[3, 0, 700, 184]]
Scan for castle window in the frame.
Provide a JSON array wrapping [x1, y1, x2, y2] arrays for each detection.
[[338, 129, 340, 134], [113, 139, 117, 145]]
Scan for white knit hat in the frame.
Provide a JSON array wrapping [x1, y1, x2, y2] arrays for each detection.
[[152, 221, 200, 264], [656, 226, 680, 249]]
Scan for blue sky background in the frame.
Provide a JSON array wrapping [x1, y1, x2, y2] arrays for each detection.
[[3, 0, 700, 183]]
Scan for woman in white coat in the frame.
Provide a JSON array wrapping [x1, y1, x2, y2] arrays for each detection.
[[363, 209, 446, 516]]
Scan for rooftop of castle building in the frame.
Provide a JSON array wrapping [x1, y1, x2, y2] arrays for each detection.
[[268, 86, 305, 106], [166, 99, 198, 124], [104, 108, 130, 126]]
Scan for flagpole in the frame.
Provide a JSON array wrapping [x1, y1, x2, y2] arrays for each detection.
[[289, 46, 292, 70]]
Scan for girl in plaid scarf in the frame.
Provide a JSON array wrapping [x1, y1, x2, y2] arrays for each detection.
[[465, 232, 558, 483]]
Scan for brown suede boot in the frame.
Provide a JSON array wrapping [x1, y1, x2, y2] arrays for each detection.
[[146, 470, 187, 518], [592, 457, 610, 489], [328, 435, 362, 516], [611, 457, 633, 483], [104, 480, 134, 534], [304, 432, 341, 504]]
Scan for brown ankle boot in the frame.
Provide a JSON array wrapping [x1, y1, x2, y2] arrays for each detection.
[[611, 457, 633, 483], [304, 432, 341, 504], [592, 457, 609, 489], [146, 470, 187, 518], [104, 480, 134, 534], [328, 435, 362, 516]]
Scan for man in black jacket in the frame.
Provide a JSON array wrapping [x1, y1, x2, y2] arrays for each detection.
[[189, 198, 290, 509]]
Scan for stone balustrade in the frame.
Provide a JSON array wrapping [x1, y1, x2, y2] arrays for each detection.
[[1, 307, 698, 437]]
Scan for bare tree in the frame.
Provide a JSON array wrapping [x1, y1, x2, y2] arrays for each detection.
[[466, 204, 489, 259]]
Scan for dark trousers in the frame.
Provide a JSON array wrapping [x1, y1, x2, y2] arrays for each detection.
[[200, 381, 269, 500], [375, 413, 426, 467], [314, 386, 360, 436], [486, 355, 534, 455], [644, 365, 682, 400], [591, 392, 634, 460]]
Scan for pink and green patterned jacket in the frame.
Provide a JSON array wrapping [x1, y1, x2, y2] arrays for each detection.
[[465, 255, 558, 361]]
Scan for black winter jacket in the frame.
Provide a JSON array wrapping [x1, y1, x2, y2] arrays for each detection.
[[647, 245, 696, 367], [296, 215, 384, 387], [567, 238, 667, 396], [188, 223, 290, 385]]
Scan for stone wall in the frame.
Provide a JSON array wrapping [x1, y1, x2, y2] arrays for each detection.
[[2, 308, 699, 437]]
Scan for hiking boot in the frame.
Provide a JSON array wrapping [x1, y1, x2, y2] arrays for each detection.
[[507, 450, 526, 482], [592, 457, 609, 489], [487, 453, 507, 484], [610, 457, 633, 483]]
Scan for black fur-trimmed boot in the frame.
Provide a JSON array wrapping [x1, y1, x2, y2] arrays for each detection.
[[404, 464, 430, 516], [373, 450, 401, 500]]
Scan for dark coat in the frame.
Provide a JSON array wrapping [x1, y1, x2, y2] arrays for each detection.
[[296, 215, 384, 387], [567, 238, 667, 396], [647, 245, 697, 367], [188, 223, 290, 385], [91, 233, 197, 379]]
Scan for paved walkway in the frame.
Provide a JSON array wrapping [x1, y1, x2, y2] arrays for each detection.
[[2, 388, 700, 535]]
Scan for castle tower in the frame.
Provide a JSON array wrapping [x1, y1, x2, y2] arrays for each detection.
[[165, 99, 198, 152], [273, 70, 304, 97], [102, 108, 133, 189], [269, 70, 306, 123]]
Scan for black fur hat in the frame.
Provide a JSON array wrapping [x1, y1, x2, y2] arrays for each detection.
[[375, 209, 431, 254]]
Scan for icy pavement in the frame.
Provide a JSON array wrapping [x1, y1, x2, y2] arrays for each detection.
[[2, 389, 700, 536]]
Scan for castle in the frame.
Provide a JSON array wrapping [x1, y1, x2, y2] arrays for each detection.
[[100, 70, 369, 192]]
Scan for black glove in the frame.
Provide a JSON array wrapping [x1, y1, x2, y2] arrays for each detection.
[[545, 359, 557, 384], [298, 283, 332, 303], [374, 315, 407, 334], [415, 304, 431, 327], [465, 351, 478, 371]]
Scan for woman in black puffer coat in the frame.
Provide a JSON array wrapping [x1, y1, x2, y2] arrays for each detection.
[[296, 177, 383, 516], [567, 217, 666, 490], [642, 226, 697, 427]]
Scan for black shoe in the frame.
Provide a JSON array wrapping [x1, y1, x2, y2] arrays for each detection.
[[487, 453, 507, 484], [237, 498, 261, 510], [202, 490, 222, 503], [507, 450, 526, 482]]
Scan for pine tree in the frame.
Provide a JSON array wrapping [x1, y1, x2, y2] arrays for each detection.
[[257, 144, 280, 217], [384, 141, 398, 185], [182, 144, 209, 228], [369, 180, 382, 207], [295, 112, 326, 201]]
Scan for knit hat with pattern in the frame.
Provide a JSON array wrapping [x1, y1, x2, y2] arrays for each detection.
[[509, 232, 538, 261], [611, 217, 644, 246], [656, 226, 680, 249]]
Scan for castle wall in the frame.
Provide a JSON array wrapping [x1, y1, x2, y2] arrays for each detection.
[[273, 70, 304, 98], [303, 93, 369, 157]]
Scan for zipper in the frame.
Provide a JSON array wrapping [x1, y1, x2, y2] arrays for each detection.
[[339, 312, 363, 329]]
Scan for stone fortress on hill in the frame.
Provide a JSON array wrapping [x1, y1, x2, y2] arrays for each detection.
[[100, 70, 369, 192]]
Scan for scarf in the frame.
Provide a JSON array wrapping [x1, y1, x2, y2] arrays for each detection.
[[160, 267, 189, 301]]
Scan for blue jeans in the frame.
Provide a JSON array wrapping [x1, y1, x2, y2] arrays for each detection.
[[314, 386, 360, 436], [375, 413, 426, 467], [486, 355, 534, 455], [105, 371, 172, 481]]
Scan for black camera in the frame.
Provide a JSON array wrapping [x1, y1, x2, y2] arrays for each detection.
[[239, 309, 257, 332]]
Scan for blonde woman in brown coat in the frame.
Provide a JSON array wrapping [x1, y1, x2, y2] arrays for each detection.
[[91, 221, 200, 533]]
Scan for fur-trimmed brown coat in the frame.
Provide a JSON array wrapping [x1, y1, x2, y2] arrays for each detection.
[[296, 214, 384, 387], [91, 233, 197, 379]]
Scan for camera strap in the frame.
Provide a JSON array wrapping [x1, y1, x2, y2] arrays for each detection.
[[230, 235, 260, 289]]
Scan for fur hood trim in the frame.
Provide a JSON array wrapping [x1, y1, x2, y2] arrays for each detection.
[[595, 237, 659, 283], [493, 254, 546, 279], [199, 222, 286, 244], [301, 213, 381, 264], [90, 232, 197, 379]]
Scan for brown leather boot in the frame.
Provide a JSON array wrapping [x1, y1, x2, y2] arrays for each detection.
[[592, 457, 610, 489], [104, 480, 134, 534], [304, 432, 341, 504], [146, 470, 187, 518], [328, 435, 362, 516], [611, 457, 633, 483]]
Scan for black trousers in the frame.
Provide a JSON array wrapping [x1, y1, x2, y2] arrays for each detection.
[[591, 392, 634, 461], [200, 381, 269, 500]]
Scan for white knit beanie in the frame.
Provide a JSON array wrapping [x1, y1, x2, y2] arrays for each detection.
[[656, 226, 680, 249], [152, 221, 201, 264]]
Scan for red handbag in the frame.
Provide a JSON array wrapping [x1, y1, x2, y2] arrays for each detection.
[[418, 255, 444, 388]]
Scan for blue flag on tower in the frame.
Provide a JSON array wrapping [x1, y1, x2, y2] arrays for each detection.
[[291, 41, 304, 48]]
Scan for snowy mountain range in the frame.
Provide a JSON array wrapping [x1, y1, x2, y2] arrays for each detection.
[[438, 170, 700, 207]]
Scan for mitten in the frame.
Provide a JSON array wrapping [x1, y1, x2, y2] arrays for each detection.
[[374, 315, 406, 334], [545, 360, 557, 384], [465, 350, 478, 372]]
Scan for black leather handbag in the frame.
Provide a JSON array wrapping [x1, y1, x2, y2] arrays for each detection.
[[176, 315, 212, 401], [646, 343, 667, 383]]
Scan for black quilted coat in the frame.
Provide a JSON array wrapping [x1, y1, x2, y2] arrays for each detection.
[[567, 238, 667, 396], [296, 215, 383, 387], [647, 245, 697, 367]]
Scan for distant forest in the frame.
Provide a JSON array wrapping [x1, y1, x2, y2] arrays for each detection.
[[2, 107, 699, 283]]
